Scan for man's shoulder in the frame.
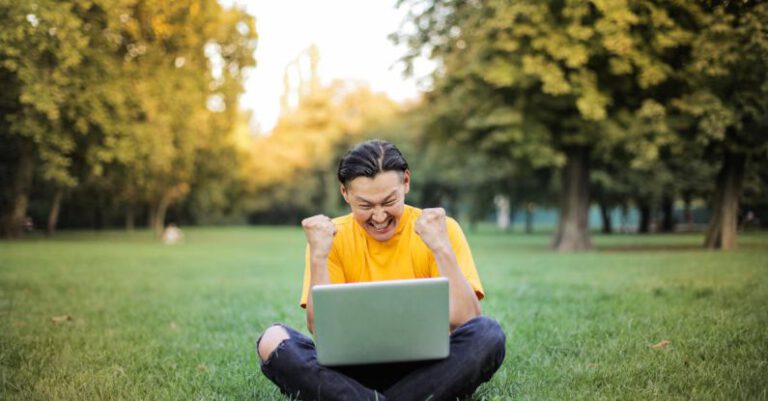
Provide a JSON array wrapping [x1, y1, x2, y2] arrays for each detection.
[[445, 214, 461, 229], [331, 213, 355, 232], [404, 204, 420, 220]]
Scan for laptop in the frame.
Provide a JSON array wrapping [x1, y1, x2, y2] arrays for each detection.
[[311, 277, 450, 366]]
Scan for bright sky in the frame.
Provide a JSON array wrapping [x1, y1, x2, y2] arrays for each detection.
[[224, 0, 430, 134]]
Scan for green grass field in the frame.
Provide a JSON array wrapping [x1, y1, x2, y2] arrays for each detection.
[[1, 227, 767, 400]]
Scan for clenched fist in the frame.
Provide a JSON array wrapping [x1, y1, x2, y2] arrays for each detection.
[[414, 208, 450, 252], [301, 215, 337, 259]]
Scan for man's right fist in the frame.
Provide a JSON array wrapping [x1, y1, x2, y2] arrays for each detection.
[[301, 214, 337, 259]]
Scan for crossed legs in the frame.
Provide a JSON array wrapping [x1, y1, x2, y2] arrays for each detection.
[[258, 325, 290, 362], [256, 316, 506, 401]]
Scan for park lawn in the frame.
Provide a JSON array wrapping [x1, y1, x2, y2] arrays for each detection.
[[0, 227, 767, 401]]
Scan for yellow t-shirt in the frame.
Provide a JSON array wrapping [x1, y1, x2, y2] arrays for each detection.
[[300, 205, 484, 307]]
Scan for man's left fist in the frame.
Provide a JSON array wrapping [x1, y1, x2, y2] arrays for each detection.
[[414, 207, 450, 251]]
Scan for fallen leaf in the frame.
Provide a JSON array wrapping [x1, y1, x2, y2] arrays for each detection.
[[196, 363, 207, 371], [650, 340, 671, 350], [50, 315, 73, 324], [169, 321, 178, 331]]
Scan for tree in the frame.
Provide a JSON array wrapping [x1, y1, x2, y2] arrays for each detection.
[[0, 0, 257, 235], [673, 2, 768, 249], [109, 0, 256, 234], [0, 0, 90, 237], [395, 0, 696, 250]]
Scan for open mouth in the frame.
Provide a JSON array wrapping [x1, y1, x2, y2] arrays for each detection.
[[368, 217, 394, 234]]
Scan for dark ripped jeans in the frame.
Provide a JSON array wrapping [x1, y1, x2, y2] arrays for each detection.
[[256, 316, 506, 401]]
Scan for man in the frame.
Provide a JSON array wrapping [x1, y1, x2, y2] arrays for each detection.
[[256, 139, 506, 401]]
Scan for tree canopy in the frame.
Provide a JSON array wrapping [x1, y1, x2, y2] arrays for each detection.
[[394, 0, 767, 250], [0, 0, 256, 236]]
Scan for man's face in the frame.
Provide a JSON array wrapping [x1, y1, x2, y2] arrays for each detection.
[[341, 170, 410, 242]]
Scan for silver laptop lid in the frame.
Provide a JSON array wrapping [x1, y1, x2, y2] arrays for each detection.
[[312, 277, 450, 366]]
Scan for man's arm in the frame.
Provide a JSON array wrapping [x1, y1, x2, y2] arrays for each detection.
[[415, 208, 481, 331], [301, 215, 336, 334]]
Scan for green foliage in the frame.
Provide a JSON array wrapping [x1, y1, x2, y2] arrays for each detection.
[[673, 2, 768, 154], [0, 0, 90, 188], [395, 0, 698, 166], [395, 0, 768, 246], [0, 0, 257, 232]]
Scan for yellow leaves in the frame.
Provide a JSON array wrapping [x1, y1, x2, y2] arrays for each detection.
[[563, 45, 590, 69], [150, 15, 171, 40], [492, 2, 547, 28], [573, 71, 609, 121], [123, 18, 140, 41], [650, 339, 671, 350], [522, 55, 571, 95], [592, 0, 639, 26], [618, 99, 674, 169], [466, 107, 523, 130], [494, 33, 520, 53], [566, 24, 594, 42], [532, 32, 589, 68], [637, 99, 666, 120], [637, 62, 670, 89], [601, 31, 634, 55], [248, 83, 399, 191], [189, 2, 200, 18], [592, 1, 639, 57], [482, 58, 519, 87], [609, 58, 633, 75], [653, 29, 691, 51], [576, 92, 608, 121], [648, 6, 674, 29]]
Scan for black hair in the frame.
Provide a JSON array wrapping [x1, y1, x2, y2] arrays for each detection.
[[337, 139, 409, 185]]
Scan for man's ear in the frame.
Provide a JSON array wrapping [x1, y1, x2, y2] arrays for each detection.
[[340, 183, 350, 204], [403, 170, 411, 195]]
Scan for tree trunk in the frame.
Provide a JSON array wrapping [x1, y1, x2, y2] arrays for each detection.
[[46, 188, 63, 236], [552, 146, 592, 251], [0, 140, 34, 238], [638, 200, 652, 234], [152, 184, 189, 236], [704, 150, 746, 250], [660, 195, 675, 233], [154, 197, 171, 236], [599, 201, 613, 234]]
